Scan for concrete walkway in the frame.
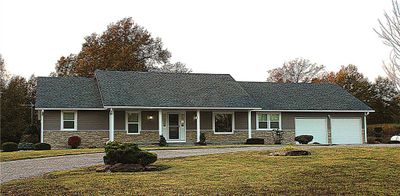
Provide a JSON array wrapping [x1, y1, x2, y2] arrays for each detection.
[[0, 146, 281, 184]]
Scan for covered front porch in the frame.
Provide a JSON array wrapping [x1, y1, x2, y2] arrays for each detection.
[[107, 108, 253, 144]]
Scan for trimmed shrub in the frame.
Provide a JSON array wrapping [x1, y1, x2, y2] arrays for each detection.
[[34, 143, 51, 150], [18, 142, 34, 150], [159, 135, 167, 147], [2, 142, 18, 152], [68, 136, 81, 149], [103, 141, 157, 167], [137, 151, 158, 166], [196, 132, 207, 145], [295, 135, 313, 144], [245, 138, 265, 144]]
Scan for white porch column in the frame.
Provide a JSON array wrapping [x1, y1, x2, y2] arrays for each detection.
[[248, 110, 252, 138], [196, 110, 201, 142], [109, 108, 114, 142], [159, 110, 163, 136], [364, 112, 368, 143], [40, 110, 44, 143]]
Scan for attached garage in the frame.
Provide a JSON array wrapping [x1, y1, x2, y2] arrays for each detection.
[[295, 118, 328, 144], [331, 118, 362, 144]]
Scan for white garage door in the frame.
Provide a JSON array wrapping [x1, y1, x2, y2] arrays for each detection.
[[295, 118, 328, 144], [331, 118, 362, 144]]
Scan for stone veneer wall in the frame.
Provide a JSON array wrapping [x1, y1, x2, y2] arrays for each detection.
[[44, 130, 109, 149], [44, 130, 159, 149], [114, 130, 159, 145], [252, 130, 295, 144], [186, 129, 295, 144]]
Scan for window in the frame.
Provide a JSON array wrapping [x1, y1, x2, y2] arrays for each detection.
[[258, 114, 268, 129], [126, 112, 141, 134], [61, 111, 77, 130], [213, 112, 234, 134], [256, 113, 281, 130]]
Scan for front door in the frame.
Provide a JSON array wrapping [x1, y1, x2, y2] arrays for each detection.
[[168, 114, 180, 139]]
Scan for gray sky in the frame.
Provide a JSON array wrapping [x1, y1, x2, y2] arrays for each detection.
[[0, 0, 394, 81]]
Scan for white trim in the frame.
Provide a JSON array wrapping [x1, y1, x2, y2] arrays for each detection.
[[256, 112, 282, 131], [212, 111, 235, 134], [36, 108, 105, 110], [158, 110, 162, 136], [196, 110, 201, 142], [109, 109, 114, 141], [125, 111, 141, 135], [105, 106, 261, 110], [252, 109, 375, 113], [248, 110, 252, 138], [60, 111, 78, 131], [40, 110, 44, 143]]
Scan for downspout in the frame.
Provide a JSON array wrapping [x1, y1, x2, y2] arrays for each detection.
[[364, 112, 369, 144]]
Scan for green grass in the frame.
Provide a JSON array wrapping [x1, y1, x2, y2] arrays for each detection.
[[0, 148, 104, 162], [0, 144, 270, 162], [1, 147, 399, 195]]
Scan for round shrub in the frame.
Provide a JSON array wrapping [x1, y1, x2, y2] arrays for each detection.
[[295, 135, 314, 144], [2, 142, 18, 152], [138, 151, 157, 166], [18, 142, 34, 150], [103, 141, 157, 167], [34, 143, 51, 150], [196, 132, 207, 145], [159, 135, 167, 147], [68, 136, 81, 149]]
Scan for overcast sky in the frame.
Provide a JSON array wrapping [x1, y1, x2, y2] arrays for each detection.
[[0, 0, 394, 81]]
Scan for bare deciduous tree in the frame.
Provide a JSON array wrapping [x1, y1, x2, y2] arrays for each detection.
[[375, 0, 400, 90], [151, 62, 192, 73], [267, 58, 325, 83]]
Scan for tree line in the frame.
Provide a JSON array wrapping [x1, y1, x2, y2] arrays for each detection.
[[1, 9, 400, 144], [267, 58, 400, 124]]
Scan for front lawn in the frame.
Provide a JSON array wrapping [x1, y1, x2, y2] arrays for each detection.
[[0, 144, 269, 162], [1, 147, 399, 195]]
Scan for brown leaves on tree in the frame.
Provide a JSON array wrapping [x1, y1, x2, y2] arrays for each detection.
[[54, 18, 171, 77]]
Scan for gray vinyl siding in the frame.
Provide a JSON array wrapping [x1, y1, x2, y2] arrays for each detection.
[[43, 110, 61, 130], [78, 111, 109, 130], [114, 111, 125, 130], [141, 111, 158, 130], [200, 111, 212, 129], [235, 112, 248, 129], [281, 112, 365, 129], [186, 111, 196, 129]]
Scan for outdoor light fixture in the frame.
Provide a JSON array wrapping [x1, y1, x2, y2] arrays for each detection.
[[194, 115, 198, 120], [147, 115, 154, 120]]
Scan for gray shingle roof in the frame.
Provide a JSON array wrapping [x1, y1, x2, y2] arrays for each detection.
[[35, 71, 373, 111], [95, 70, 258, 108], [238, 82, 373, 111], [36, 77, 103, 109]]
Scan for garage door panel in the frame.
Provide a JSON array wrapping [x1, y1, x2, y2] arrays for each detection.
[[295, 118, 328, 144], [331, 118, 362, 144]]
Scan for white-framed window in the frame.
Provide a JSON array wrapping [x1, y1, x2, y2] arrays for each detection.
[[61, 111, 77, 131], [126, 111, 141, 134], [213, 112, 235, 134], [256, 112, 281, 130]]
